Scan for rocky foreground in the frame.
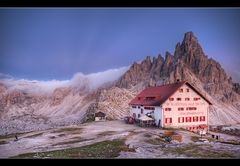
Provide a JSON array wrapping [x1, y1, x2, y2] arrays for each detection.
[[0, 120, 239, 158]]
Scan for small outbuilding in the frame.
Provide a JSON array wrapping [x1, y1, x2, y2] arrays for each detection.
[[95, 111, 106, 121]]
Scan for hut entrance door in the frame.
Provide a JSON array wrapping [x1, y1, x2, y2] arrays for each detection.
[[158, 120, 161, 128]]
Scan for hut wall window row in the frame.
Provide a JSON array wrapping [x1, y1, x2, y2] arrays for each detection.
[[129, 81, 212, 133]]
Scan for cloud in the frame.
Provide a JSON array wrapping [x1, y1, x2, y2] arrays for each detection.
[[0, 73, 14, 80], [0, 66, 129, 95]]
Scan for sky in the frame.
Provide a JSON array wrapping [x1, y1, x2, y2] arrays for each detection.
[[0, 8, 240, 82]]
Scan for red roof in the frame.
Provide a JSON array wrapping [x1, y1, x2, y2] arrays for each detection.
[[129, 81, 212, 106]]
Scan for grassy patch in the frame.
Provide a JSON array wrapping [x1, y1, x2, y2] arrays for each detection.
[[144, 133, 152, 138], [0, 140, 8, 145], [51, 127, 82, 133], [97, 131, 116, 136], [218, 129, 240, 137], [12, 139, 133, 159], [57, 134, 66, 137], [0, 132, 31, 140], [191, 136, 215, 143], [205, 137, 215, 142], [145, 137, 168, 145], [163, 144, 237, 158], [23, 133, 43, 139], [191, 136, 200, 142], [218, 140, 240, 145], [52, 138, 94, 146], [125, 131, 140, 139]]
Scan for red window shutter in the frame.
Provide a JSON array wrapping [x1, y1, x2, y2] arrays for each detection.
[[182, 117, 184, 123], [165, 118, 167, 123], [189, 117, 192, 122], [170, 118, 172, 123], [196, 117, 198, 122], [178, 117, 180, 123]]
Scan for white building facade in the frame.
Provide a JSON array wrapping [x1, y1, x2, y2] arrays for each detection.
[[129, 81, 212, 133]]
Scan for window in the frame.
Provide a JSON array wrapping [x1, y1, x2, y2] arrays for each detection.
[[144, 106, 155, 110], [178, 117, 184, 123], [165, 108, 171, 111], [138, 106, 140, 109], [179, 88, 183, 93], [177, 98, 181, 101], [178, 107, 184, 111], [138, 114, 140, 118], [200, 116, 205, 121], [194, 97, 201, 101], [132, 106, 136, 108], [185, 98, 190, 101], [141, 109, 143, 114], [186, 107, 197, 111], [169, 98, 174, 101], [186, 117, 191, 122], [193, 116, 198, 122], [186, 88, 189, 92], [165, 118, 172, 124]]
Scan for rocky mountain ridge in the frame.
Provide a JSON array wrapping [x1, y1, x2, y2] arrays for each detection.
[[0, 32, 239, 134], [115, 32, 240, 124]]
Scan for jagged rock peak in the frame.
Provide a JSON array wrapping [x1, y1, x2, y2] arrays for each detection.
[[183, 31, 198, 43], [181, 31, 204, 56], [142, 56, 152, 64], [164, 51, 173, 63], [157, 54, 164, 61]]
